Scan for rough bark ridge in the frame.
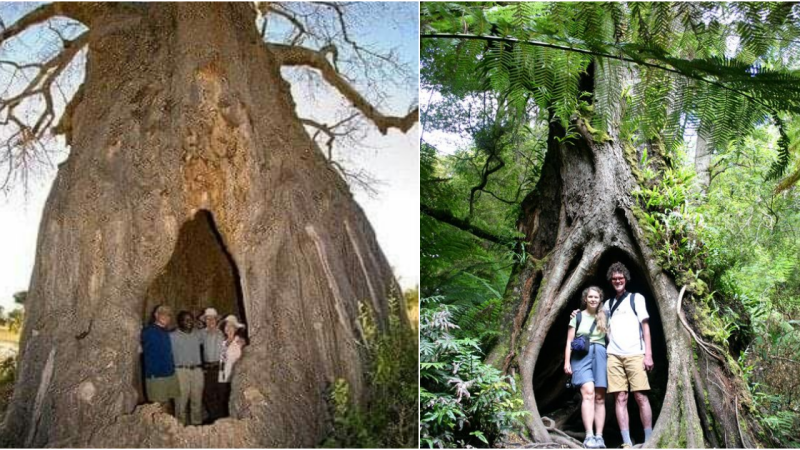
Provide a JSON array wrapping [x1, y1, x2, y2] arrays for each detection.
[[1, 4, 405, 447], [491, 113, 763, 447]]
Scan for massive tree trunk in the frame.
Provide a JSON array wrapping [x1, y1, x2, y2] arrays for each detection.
[[1, 3, 405, 447], [490, 112, 765, 448]]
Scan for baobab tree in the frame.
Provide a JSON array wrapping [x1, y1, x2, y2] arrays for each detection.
[[0, 2, 417, 447], [422, 2, 800, 448]]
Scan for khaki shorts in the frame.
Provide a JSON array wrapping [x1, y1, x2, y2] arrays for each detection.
[[145, 374, 181, 403], [607, 354, 650, 393]]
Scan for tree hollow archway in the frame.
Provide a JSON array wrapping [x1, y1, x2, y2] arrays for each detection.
[[533, 249, 668, 447], [137, 209, 247, 407], [144, 209, 246, 326]]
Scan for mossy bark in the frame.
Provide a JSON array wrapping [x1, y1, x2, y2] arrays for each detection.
[[490, 113, 765, 448]]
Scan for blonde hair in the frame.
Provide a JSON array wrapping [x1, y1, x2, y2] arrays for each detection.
[[581, 286, 607, 333]]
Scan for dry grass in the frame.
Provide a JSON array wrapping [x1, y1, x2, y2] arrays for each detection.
[[0, 327, 20, 344]]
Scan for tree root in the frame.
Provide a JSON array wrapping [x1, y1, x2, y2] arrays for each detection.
[[692, 364, 719, 448], [542, 416, 582, 448], [502, 443, 572, 449], [676, 285, 726, 364], [733, 395, 755, 449]]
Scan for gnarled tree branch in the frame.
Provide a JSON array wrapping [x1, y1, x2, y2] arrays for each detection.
[[268, 43, 418, 135], [421, 203, 511, 247], [257, 3, 318, 45], [0, 14, 89, 190], [0, 2, 111, 43]]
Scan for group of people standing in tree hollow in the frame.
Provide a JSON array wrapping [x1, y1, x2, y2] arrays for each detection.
[[565, 262, 654, 449], [141, 305, 248, 426]]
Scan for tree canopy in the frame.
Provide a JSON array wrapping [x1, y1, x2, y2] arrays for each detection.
[[0, 2, 419, 193]]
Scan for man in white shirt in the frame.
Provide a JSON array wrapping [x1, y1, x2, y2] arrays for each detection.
[[199, 307, 226, 422], [604, 262, 653, 448]]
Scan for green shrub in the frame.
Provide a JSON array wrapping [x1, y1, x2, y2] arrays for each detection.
[[420, 299, 527, 448], [320, 298, 418, 448], [0, 355, 17, 418]]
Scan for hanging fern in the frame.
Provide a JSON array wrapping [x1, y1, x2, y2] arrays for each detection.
[[422, 2, 800, 175], [767, 115, 792, 180]]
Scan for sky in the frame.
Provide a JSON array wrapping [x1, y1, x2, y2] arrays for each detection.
[[0, 2, 420, 312], [421, 89, 472, 156]]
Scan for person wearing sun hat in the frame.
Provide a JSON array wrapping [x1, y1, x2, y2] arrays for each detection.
[[219, 315, 247, 383], [199, 307, 225, 423], [215, 314, 247, 418]]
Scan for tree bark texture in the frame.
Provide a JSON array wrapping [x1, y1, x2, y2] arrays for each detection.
[[1, 4, 405, 447], [491, 115, 763, 448]]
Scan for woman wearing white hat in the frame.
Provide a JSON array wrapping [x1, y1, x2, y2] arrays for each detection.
[[219, 315, 247, 385]]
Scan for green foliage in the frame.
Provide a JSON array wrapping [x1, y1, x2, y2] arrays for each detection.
[[420, 300, 527, 448], [421, 131, 538, 347], [423, 2, 800, 166], [320, 299, 418, 448], [633, 153, 710, 291], [699, 122, 800, 446], [12, 291, 25, 305], [0, 355, 16, 419], [321, 380, 371, 448]]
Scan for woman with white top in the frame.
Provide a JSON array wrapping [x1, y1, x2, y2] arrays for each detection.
[[219, 315, 247, 383], [217, 315, 247, 417]]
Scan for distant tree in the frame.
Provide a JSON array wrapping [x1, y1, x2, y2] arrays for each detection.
[[0, 306, 6, 327], [11, 292, 25, 306], [7, 309, 23, 334]]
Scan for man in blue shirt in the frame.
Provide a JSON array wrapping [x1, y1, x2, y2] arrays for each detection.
[[141, 305, 180, 414]]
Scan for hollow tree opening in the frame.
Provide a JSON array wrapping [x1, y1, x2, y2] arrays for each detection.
[[143, 210, 246, 323], [136, 210, 247, 408], [533, 249, 668, 447]]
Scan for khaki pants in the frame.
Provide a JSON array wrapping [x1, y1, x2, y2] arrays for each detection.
[[175, 367, 204, 425]]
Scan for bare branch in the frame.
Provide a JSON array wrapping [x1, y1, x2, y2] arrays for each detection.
[[775, 164, 800, 193], [1, 3, 61, 44], [0, 2, 107, 44], [1, 31, 87, 131], [300, 113, 380, 195], [270, 43, 418, 134], [0, 29, 88, 192], [312, 2, 408, 74], [258, 3, 317, 45], [300, 113, 358, 159]]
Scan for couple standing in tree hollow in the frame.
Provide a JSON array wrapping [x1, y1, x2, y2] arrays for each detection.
[[564, 262, 654, 449]]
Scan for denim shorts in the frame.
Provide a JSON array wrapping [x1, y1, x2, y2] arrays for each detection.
[[571, 343, 607, 389]]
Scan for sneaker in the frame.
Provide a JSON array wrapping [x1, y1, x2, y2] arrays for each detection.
[[583, 436, 596, 448], [620, 444, 632, 449], [594, 436, 606, 449]]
